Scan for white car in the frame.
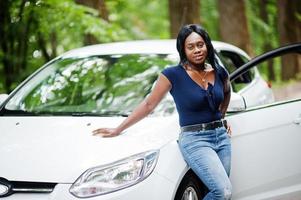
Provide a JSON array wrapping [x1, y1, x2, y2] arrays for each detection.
[[0, 41, 299, 200]]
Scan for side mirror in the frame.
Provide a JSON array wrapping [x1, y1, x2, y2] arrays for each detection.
[[228, 92, 246, 112], [0, 94, 8, 105]]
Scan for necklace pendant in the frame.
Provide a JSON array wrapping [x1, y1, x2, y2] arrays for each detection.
[[202, 79, 206, 82]]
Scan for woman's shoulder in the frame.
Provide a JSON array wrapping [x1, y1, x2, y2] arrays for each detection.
[[162, 64, 182, 74], [161, 64, 183, 83]]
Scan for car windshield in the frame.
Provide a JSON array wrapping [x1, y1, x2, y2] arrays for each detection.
[[4, 54, 177, 116]]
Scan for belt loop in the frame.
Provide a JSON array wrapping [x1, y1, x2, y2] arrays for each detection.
[[222, 119, 227, 128]]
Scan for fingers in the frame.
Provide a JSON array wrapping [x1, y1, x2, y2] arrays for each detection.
[[96, 133, 116, 138], [92, 128, 106, 136], [92, 128, 119, 137], [226, 125, 232, 137]]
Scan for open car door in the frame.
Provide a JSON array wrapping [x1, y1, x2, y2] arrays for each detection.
[[227, 43, 301, 199]]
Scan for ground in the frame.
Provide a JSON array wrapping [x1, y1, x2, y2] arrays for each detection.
[[272, 81, 301, 101]]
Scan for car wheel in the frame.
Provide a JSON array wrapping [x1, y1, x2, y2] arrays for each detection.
[[174, 171, 207, 200]]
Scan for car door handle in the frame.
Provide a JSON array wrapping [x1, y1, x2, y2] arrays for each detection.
[[293, 117, 301, 125]]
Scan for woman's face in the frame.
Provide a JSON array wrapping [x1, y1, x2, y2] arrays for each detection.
[[184, 32, 208, 66]]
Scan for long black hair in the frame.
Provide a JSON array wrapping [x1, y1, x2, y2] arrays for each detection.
[[176, 24, 217, 70]]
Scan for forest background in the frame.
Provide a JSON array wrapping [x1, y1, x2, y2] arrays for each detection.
[[0, 0, 300, 94]]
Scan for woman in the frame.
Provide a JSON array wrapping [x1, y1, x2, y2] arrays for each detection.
[[93, 24, 232, 199]]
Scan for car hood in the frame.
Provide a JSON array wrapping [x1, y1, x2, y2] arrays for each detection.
[[0, 116, 179, 183]]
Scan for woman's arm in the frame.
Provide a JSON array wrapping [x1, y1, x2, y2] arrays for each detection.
[[219, 77, 231, 135], [92, 74, 171, 137], [220, 77, 231, 118]]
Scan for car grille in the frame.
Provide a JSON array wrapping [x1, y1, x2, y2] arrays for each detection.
[[11, 180, 57, 193], [0, 178, 57, 197]]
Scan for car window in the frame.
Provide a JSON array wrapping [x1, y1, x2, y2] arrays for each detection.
[[231, 50, 301, 111], [260, 53, 301, 103], [4, 54, 177, 116], [218, 51, 255, 92]]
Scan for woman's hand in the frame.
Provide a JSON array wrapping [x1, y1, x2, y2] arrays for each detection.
[[226, 124, 232, 137], [92, 128, 121, 138]]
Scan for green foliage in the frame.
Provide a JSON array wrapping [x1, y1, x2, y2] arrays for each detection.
[[246, 0, 280, 81], [200, 0, 219, 40], [0, 0, 133, 93], [34, 0, 131, 50], [106, 0, 169, 39], [246, 0, 278, 55]]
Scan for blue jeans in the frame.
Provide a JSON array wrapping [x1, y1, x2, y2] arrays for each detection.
[[178, 126, 232, 200]]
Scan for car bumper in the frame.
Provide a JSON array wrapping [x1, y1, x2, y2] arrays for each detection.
[[3, 172, 176, 200]]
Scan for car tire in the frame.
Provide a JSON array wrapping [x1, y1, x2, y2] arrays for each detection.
[[174, 170, 207, 200]]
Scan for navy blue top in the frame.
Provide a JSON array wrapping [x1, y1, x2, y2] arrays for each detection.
[[162, 64, 228, 126]]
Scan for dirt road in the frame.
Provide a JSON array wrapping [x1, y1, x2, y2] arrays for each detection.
[[272, 81, 301, 101]]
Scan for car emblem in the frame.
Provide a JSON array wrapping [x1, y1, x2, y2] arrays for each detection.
[[0, 178, 13, 197], [0, 184, 8, 195]]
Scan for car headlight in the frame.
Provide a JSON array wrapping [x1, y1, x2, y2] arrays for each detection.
[[69, 150, 159, 198]]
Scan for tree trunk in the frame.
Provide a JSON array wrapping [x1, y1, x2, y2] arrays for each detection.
[[296, 1, 301, 73], [217, 0, 253, 56], [0, 1, 37, 93], [37, 32, 51, 62], [259, 0, 275, 81], [19, 5, 34, 73], [50, 31, 57, 59], [168, 0, 201, 38], [277, 0, 301, 80], [75, 0, 109, 45], [0, 0, 13, 92], [75, 0, 108, 20]]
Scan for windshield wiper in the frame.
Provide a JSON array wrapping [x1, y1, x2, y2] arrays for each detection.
[[71, 111, 129, 117], [1, 108, 41, 116], [1, 109, 129, 117]]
